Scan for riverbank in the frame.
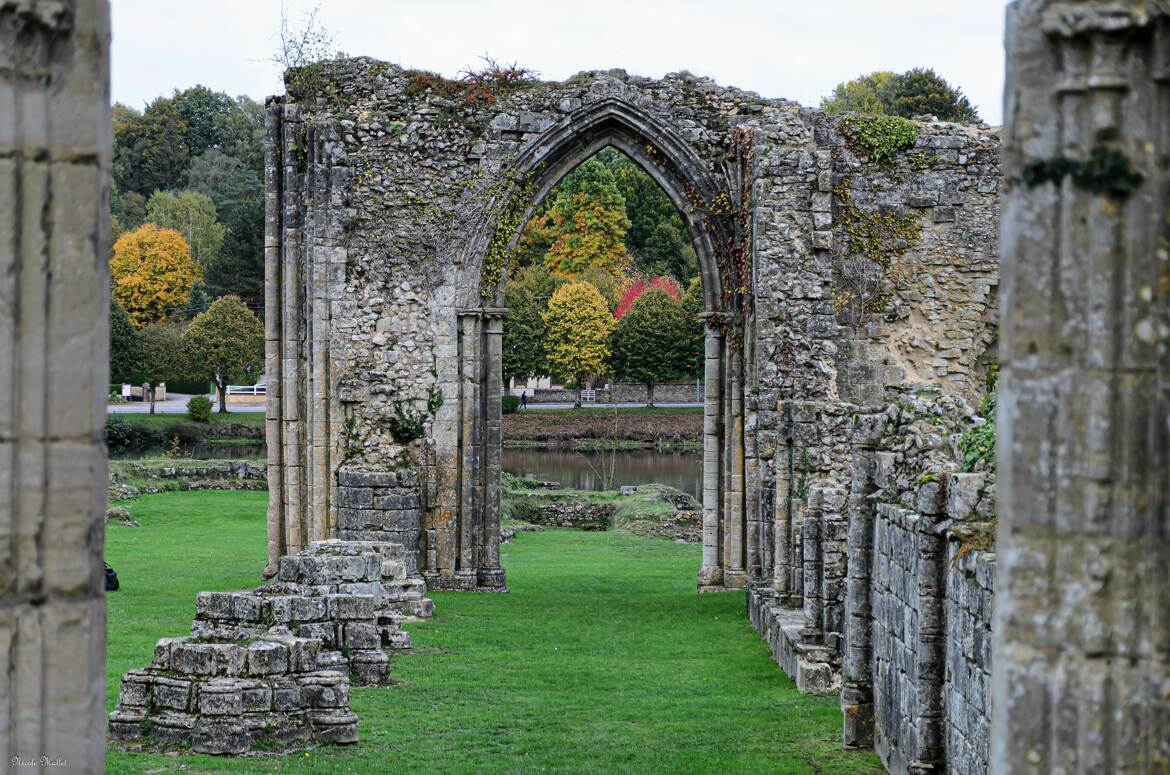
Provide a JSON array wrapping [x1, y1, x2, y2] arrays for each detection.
[[503, 406, 702, 449]]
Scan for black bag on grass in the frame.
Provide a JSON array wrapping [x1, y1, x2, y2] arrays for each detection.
[[104, 562, 120, 591]]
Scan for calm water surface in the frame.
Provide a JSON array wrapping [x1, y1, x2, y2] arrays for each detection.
[[503, 447, 702, 498]]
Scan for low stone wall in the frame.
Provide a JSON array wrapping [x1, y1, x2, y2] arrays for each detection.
[[752, 391, 998, 774], [528, 382, 701, 404], [871, 504, 947, 773], [943, 533, 994, 774], [522, 502, 613, 531]]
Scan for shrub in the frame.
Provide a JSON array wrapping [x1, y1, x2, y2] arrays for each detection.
[[187, 395, 213, 423], [104, 416, 134, 450], [502, 395, 521, 414], [161, 421, 205, 447]]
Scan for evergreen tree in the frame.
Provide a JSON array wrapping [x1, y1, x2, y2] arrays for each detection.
[[109, 297, 142, 384], [679, 276, 705, 379], [821, 68, 980, 123]]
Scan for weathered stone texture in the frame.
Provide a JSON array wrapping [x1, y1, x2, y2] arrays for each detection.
[[265, 60, 1000, 594], [0, 1, 110, 771], [994, 1, 1170, 771]]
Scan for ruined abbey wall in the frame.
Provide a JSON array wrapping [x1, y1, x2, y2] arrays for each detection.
[[265, 60, 1001, 599]]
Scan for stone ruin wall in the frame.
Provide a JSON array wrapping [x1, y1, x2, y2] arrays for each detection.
[[266, 59, 1001, 594], [750, 391, 999, 774]]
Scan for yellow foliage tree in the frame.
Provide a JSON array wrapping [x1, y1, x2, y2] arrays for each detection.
[[110, 223, 201, 327], [542, 281, 614, 406]]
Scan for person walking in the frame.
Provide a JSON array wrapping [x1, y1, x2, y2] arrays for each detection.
[[520, 390, 528, 409]]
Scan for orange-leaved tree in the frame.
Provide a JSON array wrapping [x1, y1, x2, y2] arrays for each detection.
[[110, 223, 201, 327]]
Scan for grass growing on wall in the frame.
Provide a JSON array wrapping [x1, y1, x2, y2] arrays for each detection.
[[105, 490, 881, 775]]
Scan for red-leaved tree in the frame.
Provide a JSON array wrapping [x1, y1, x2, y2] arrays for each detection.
[[613, 275, 681, 320]]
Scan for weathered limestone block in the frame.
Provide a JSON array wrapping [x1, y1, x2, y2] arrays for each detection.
[[108, 633, 357, 754]]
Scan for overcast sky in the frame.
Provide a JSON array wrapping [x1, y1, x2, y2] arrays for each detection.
[[111, 0, 1012, 125]]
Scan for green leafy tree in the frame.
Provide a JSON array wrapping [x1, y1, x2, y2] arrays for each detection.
[[544, 159, 630, 278], [887, 67, 979, 122], [136, 322, 184, 414], [679, 276, 705, 378], [111, 185, 146, 231], [502, 265, 563, 385], [171, 86, 238, 155], [187, 149, 266, 309], [146, 190, 225, 271], [112, 97, 191, 196], [182, 296, 264, 413], [109, 297, 142, 384], [820, 71, 899, 115], [821, 68, 979, 123], [542, 281, 614, 406], [599, 148, 695, 281], [610, 288, 688, 406]]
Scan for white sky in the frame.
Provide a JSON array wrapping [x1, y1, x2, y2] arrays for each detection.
[[111, 0, 1012, 125]]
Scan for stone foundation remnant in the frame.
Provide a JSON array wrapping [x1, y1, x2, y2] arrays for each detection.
[[109, 540, 431, 752]]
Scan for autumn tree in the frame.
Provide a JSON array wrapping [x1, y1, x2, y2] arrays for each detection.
[[544, 158, 630, 278], [109, 297, 142, 384], [610, 288, 688, 406], [137, 322, 184, 414], [502, 265, 563, 385], [599, 147, 697, 281], [182, 296, 264, 413], [110, 224, 201, 327], [820, 71, 900, 115], [614, 275, 682, 321], [146, 190, 225, 270], [821, 68, 979, 123], [542, 281, 614, 406]]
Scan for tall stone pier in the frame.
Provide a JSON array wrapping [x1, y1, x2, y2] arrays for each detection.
[[0, 0, 111, 772], [995, 1, 1170, 772]]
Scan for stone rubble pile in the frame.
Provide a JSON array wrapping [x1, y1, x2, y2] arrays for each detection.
[[109, 539, 433, 753]]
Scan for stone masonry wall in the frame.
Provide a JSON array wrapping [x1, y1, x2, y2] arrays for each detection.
[[751, 389, 998, 774], [266, 59, 1001, 591]]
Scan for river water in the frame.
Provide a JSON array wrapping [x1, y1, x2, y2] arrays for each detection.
[[502, 447, 702, 498]]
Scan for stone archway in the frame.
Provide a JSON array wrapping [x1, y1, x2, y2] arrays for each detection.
[[265, 66, 770, 592], [458, 98, 754, 592]]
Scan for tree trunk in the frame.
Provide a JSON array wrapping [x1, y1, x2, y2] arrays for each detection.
[[147, 382, 156, 414], [217, 380, 228, 413], [647, 383, 655, 408], [575, 375, 583, 408]]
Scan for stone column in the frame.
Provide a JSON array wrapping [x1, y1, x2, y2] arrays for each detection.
[[456, 312, 480, 588], [995, 2, 1170, 772], [0, 1, 110, 770], [841, 449, 876, 748], [722, 343, 746, 588], [263, 98, 285, 574], [478, 310, 506, 589], [696, 321, 724, 590]]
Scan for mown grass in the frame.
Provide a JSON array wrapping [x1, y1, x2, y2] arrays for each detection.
[[105, 490, 880, 774], [112, 411, 267, 429], [519, 406, 702, 417]]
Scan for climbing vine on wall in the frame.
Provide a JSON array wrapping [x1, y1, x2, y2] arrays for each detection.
[[479, 171, 537, 298], [832, 176, 923, 324]]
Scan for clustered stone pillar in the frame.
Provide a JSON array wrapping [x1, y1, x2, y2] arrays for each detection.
[[697, 321, 724, 590], [995, 1, 1170, 771], [0, 1, 110, 771]]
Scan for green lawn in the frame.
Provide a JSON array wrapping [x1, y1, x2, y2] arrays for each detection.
[[521, 406, 702, 417], [112, 411, 266, 428], [105, 490, 880, 774]]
